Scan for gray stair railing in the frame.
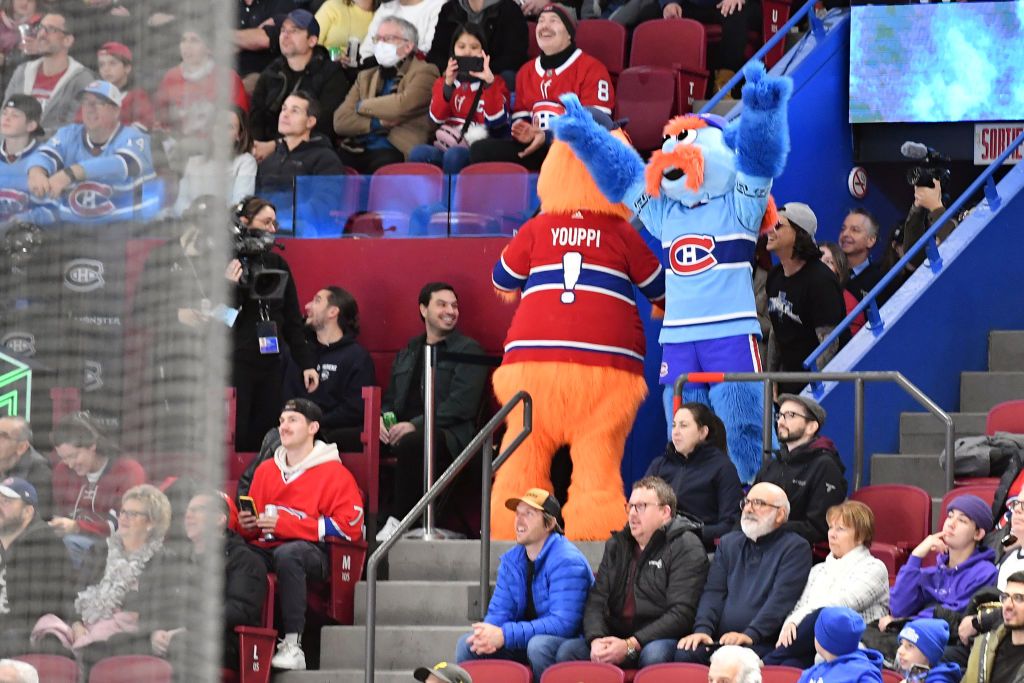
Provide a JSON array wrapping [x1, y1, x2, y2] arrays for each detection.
[[363, 390, 532, 683], [672, 370, 953, 491]]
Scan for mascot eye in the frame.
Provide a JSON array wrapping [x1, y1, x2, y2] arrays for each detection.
[[676, 129, 698, 145]]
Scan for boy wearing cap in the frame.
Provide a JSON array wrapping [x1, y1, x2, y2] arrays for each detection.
[[796, 607, 884, 682], [456, 488, 593, 679], [765, 202, 848, 394], [238, 398, 365, 671], [414, 660, 473, 683], [0, 94, 50, 222], [895, 619, 962, 682], [95, 42, 154, 130]]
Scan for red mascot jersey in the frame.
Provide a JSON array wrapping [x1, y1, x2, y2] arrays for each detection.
[[492, 211, 665, 373], [513, 50, 614, 131]]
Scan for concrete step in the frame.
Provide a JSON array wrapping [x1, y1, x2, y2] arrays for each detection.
[[870, 453, 948, 497], [961, 372, 1024, 413], [353, 580, 478, 626], [318, 625, 465, 670], [990, 331, 1024, 372], [275, 670, 412, 683], [899, 411, 987, 453], [388, 539, 606, 581]]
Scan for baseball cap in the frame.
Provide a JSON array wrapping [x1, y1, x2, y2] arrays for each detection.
[[505, 488, 564, 533], [78, 80, 124, 107], [778, 202, 818, 238], [98, 41, 132, 63], [3, 94, 44, 137], [413, 661, 473, 683], [777, 393, 826, 427], [284, 9, 320, 38], [281, 397, 323, 423], [0, 477, 39, 507], [814, 607, 865, 657], [539, 4, 577, 38]]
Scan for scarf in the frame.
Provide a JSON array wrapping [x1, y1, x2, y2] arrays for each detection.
[[75, 535, 163, 625]]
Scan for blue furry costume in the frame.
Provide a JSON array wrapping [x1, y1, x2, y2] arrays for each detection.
[[552, 62, 792, 483]]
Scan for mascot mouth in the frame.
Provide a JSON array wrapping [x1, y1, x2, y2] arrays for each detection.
[[662, 168, 685, 182]]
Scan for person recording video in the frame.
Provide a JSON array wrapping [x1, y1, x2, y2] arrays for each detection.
[[900, 142, 957, 275]]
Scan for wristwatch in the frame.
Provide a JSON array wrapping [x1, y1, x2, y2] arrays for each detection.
[[625, 637, 640, 660]]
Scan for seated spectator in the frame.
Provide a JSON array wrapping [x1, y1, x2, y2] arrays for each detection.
[[754, 394, 847, 547], [676, 483, 812, 664], [764, 501, 889, 667], [249, 9, 350, 152], [894, 619, 961, 683], [0, 659, 37, 683], [963, 571, 1024, 683], [0, 416, 52, 520], [2, 12, 94, 132], [795, 608, 884, 683], [819, 240, 865, 337], [709, 645, 764, 683], [48, 412, 146, 569], [410, 22, 510, 174], [334, 16, 437, 173], [456, 488, 593, 679], [358, 0, 447, 63], [256, 91, 344, 184], [556, 476, 710, 670], [468, 5, 613, 171], [238, 398, 364, 671], [644, 402, 743, 549], [94, 42, 153, 130], [661, 0, 760, 95], [0, 478, 73, 658], [415, 661, 473, 683], [174, 106, 257, 215], [427, 0, 528, 89], [0, 95, 48, 223], [765, 202, 848, 393], [315, 0, 376, 61], [840, 208, 885, 302]]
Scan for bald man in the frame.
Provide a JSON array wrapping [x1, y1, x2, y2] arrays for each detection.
[[675, 483, 811, 665]]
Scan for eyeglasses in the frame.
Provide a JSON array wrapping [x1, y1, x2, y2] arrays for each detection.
[[776, 411, 812, 422], [1008, 499, 1024, 512], [372, 34, 408, 45], [625, 502, 663, 514], [999, 592, 1024, 605], [37, 24, 68, 35], [740, 498, 781, 512], [118, 509, 149, 520]]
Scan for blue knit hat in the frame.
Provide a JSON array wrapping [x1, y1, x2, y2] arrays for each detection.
[[814, 607, 865, 656], [948, 494, 993, 533], [898, 619, 949, 667]]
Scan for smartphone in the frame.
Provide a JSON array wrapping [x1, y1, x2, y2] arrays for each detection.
[[455, 56, 484, 78], [906, 664, 930, 682], [237, 495, 258, 517], [1002, 532, 1019, 548]]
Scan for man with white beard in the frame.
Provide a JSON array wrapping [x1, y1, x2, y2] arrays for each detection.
[[675, 482, 811, 665]]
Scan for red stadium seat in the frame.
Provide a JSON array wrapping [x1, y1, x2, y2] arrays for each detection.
[[12, 654, 79, 683], [433, 162, 533, 236], [355, 163, 446, 237], [882, 670, 904, 683], [761, 665, 804, 683], [577, 20, 628, 77], [460, 660, 532, 682], [615, 67, 677, 153], [232, 573, 278, 683], [851, 484, 932, 581], [761, 0, 794, 68], [541, 661, 625, 682], [939, 483, 998, 531], [628, 20, 709, 114], [634, 662, 709, 682], [987, 400, 1024, 435], [89, 655, 173, 683]]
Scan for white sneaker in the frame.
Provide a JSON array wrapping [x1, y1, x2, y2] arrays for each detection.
[[271, 639, 306, 670], [376, 515, 401, 543]]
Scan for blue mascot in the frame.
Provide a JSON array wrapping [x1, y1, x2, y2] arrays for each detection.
[[552, 61, 791, 483]]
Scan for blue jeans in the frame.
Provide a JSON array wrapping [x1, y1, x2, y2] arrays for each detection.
[[456, 632, 565, 680], [408, 144, 472, 175], [556, 635, 679, 669]]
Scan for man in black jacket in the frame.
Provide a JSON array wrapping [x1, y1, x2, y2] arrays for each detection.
[[256, 91, 345, 184], [754, 394, 847, 546], [555, 476, 709, 671], [0, 418, 53, 520]]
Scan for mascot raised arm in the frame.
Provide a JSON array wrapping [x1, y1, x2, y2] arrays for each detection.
[[553, 61, 792, 483], [489, 108, 666, 541]]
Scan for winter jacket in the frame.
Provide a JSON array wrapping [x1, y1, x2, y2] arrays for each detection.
[[645, 442, 743, 547], [249, 45, 351, 142], [583, 514, 709, 645], [283, 332, 376, 431], [2, 56, 95, 132], [427, 0, 529, 81], [694, 527, 811, 645], [382, 330, 489, 458], [754, 436, 848, 545], [52, 456, 147, 537], [256, 133, 345, 182], [485, 532, 594, 649], [796, 648, 884, 683], [785, 545, 890, 628], [890, 547, 999, 619], [0, 445, 53, 520], [922, 662, 963, 683], [964, 624, 1024, 683]]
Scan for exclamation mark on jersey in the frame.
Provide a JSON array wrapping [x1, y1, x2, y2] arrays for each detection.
[[561, 252, 582, 303]]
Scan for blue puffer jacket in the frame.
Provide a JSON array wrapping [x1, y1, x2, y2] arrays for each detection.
[[797, 648, 884, 683], [485, 533, 595, 650]]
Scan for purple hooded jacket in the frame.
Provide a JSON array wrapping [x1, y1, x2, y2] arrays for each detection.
[[889, 547, 998, 618]]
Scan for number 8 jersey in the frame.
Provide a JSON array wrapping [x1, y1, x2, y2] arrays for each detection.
[[513, 49, 614, 131]]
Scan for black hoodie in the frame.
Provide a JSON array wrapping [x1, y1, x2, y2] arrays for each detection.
[[283, 331, 376, 430]]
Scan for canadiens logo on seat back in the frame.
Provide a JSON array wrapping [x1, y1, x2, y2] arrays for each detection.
[[0, 189, 29, 220], [68, 181, 115, 218], [669, 234, 718, 275]]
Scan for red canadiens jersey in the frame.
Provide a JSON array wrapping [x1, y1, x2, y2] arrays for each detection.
[[428, 77, 510, 128], [513, 50, 614, 130], [492, 211, 665, 372]]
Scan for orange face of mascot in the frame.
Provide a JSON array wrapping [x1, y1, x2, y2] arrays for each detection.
[[489, 123, 666, 541]]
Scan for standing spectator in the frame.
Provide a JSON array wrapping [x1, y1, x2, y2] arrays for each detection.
[[455, 488, 593, 679], [410, 22, 510, 174], [0, 416, 52, 520], [256, 91, 344, 185], [2, 11, 93, 131], [174, 106, 257, 215], [840, 208, 884, 302], [709, 645, 764, 683], [235, 0, 300, 89], [644, 402, 743, 549], [556, 477, 710, 670], [358, 0, 447, 63], [334, 16, 437, 173], [765, 202, 847, 393], [794, 608, 884, 683], [315, 0, 376, 59], [754, 394, 847, 547], [901, 172, 957, 275], [963, 571, 1024, 683], [427, 0, 528, 89], [94, 42, 153, 130], [675, 483, 812, 664], [0, 94, 49, 224], [894, 619, 962, 683], [819, 241, 865, 336], [468, 6, 613, 171], [661, 0, 760, 95]]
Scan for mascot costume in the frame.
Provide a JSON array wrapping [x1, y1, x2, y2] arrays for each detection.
[[553, 62, 792, 484], [489, 109, 666, 541]]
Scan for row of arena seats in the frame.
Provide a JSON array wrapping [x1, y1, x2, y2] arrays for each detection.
[[11, 655, 172, 683]]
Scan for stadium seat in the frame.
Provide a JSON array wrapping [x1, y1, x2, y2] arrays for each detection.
[[432, 162, 533, 236], [527, 21, 540, 59], [88, 655, 173, 683], [356, 163, 446, 237], [986, 400, 1024, 435], [12, 654, 79, 683], [231, 573, 278, 683], [577, 19, 628, 77], [615, 67, 677, 153], [851, 484, 931, 580], [628, 20, 709, 115], [939, 483, 999, 531], [761, 0, 794, 68], [760, 665, 804, 683], [634, 662, 709, 682], [460, 659, 532, 682], [541, 661, 625, 682], [295, 169, 364, 237], [882, 670, 903, 683]]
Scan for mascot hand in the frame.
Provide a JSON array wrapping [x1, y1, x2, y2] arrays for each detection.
[[734, 60, 792, 179], [551, 94, 597, 146], [741, 61, 791, 113]]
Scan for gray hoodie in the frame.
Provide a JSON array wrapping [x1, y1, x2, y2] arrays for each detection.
[[3, 56, 95, 133]]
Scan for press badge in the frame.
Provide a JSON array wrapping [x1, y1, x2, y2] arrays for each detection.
[[257, 320, 280, 354]]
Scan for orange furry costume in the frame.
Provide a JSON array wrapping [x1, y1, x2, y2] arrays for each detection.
[[489, 120, 666, 541]]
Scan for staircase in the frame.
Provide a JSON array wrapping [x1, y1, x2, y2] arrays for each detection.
[[870, 330, 1024, 522], [276, 538, 606, 682]]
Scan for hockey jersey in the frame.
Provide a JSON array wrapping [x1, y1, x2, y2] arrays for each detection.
[[628, 171, 771, 344], [492, 210, 665, 373], [0, 139, 58, 224], [513, 50, 613, 130], [36, 122, 158, 223], [428, 77, 510, 129]]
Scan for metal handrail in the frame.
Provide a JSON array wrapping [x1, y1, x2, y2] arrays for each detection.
[[672, 370, 954, 491], [803, 129, 1024, 370], [363, 391, 532, 683]]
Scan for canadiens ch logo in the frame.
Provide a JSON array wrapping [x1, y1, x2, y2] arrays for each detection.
[[0, 189, 28, 218], [68, 181, 115, 217], [63, 258, 105, 292], [84, 360, 103, 392], [0, 332, 36, 357], [669, 234, 717, 275]]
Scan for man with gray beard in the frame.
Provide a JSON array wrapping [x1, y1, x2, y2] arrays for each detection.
[[675, 482, 811, 665]]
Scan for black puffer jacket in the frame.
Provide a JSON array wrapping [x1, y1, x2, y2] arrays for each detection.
[[256, 133, 345, 182]]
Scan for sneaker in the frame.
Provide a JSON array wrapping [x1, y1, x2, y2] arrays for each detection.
[[376, 515, 401, 543], [271, 639, 306, 670]]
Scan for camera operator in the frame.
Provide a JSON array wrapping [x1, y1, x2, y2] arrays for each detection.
[[228, 196, 317, 452], [900, 145, 957, 276]]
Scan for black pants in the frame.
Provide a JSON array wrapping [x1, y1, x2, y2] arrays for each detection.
[[381, 428, 452, 522], [468, 138, 549, 171], [340, 147, 404, 174], [251, 541, 328, 635], [762, 607, 822, 668], [232, 356, 284, 452], [678, 0, 762, 73]]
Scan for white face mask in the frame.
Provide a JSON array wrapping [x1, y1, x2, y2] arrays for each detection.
[[373, 41, 401, 67]]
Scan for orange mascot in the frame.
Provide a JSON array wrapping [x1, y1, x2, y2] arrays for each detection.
[[489, 109, 666, 541]]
